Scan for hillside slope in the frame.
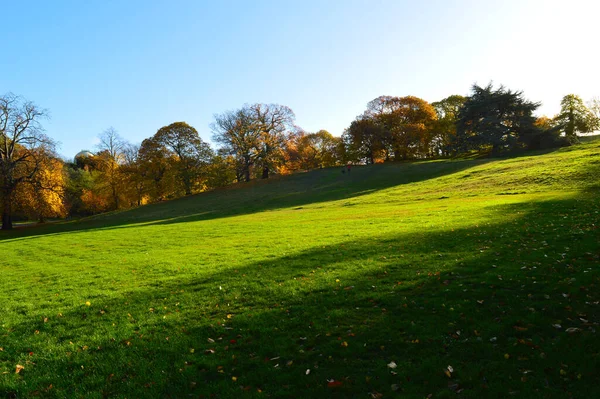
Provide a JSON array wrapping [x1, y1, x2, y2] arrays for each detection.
[[1, 139, 599, 398]]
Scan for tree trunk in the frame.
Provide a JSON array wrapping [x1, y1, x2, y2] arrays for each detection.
[[242, 156, 251, 182], [113, 186, 120, 209]]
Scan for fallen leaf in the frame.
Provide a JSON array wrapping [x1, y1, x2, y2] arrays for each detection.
[[306, 369, 310, 375], [327, 380, 343, 388], [15, 365, 24, 374], [387, 361, 397, 369], [565, 327, 581, 333]]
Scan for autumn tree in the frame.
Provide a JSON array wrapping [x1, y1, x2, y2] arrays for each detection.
[[292, 130, 342, 170], [212, 104, 295, 180], [153, 122, 213, 195], [0, 93, 54, 230], [347, 95, 437, 162], [121, 143, 146, 206], [248, 104, 296, 179], [380, 96, 437, 160], [344, 118, 386, 164], [212, 108, 260, 182], [14, 153, 66, 222], [205, 152, 238, 189], [95, 127, 127, 210], [456, 84, 541, 153], [137, 136, 176, 201]]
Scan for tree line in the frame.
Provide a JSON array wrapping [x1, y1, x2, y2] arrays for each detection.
[[1, 84, 599, 229]]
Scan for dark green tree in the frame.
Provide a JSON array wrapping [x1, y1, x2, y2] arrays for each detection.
[[456, 84, 541, 154]]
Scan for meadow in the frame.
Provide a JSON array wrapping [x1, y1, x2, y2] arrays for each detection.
[[1, 138, 599, 398]]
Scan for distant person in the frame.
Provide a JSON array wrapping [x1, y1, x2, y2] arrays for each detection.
[[347, 162, 352, 173]]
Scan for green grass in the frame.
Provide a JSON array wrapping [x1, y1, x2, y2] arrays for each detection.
[[1, 138, 599, 398]]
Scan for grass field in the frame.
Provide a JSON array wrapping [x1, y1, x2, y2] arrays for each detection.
[[1, 138, 599, 398]]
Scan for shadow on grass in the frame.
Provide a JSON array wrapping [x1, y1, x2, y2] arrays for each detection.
[[0, 158, 492, 243], [2, 195, 599, 398]]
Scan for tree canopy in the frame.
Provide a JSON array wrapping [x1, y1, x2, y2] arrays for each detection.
[[456, 84, 542, 153], [2, 85, 596, 225]]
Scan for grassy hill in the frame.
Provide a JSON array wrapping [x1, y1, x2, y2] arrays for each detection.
[[1, 138, 599, 398]]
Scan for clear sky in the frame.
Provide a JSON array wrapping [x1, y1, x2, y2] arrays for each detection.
[[2, 0, 598, 159]]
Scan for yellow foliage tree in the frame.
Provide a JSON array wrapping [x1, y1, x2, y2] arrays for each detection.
[[13, 155, 66, 222]]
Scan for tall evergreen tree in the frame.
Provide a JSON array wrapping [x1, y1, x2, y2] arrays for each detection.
[[456, 84, 540, 153]]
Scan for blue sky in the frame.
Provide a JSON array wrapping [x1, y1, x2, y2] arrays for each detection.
[[2, 0, 598, 158]]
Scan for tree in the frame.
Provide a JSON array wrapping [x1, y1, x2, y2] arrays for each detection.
[[554, 94, 596, 143], [137, 136, 176, 201], [14, 154, 66, 222], [212, 104, 295, 180], [121, 143, 146, 207], [586, 97, 600, 133], [291, 130, 342, 170], [95, 127, 126, 210], [246, 104, 296, 179], [344, 118, 386, 164], [456, 83, 541, 153], [64, 162, 96, 216], [431, 95, 466, 156], [154, 122, 213, 195], [212, 108, 260, 182], [0, 93, 54, 230], [351, 95, 438, 161], [205, 152, 237, 189]]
